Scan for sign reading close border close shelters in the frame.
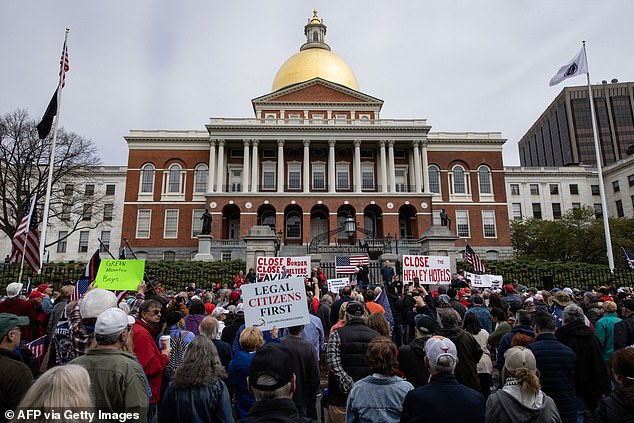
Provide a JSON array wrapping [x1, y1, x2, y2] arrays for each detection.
[[240, 276, 310, 332], [402, 255, 452, 284], [256, 256, 311, 281], [93, 260, 145, 291]]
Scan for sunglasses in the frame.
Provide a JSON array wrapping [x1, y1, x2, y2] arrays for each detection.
[[145, 309, 161, 316]]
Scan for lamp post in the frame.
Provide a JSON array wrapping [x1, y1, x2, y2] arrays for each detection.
[[344, 212, 356, 239]]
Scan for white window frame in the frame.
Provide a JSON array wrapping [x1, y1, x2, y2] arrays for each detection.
[[361, 162, 375, 190], [336, 162, 350, 190], [228, 165, 242, 192], [395, 166, 408, 192], [510, 184, 520, 195], [136, 209, 152, 239], [312, 114, 325, 124], [529, 184, 540, 195], [428, 165, 441, 194], [482, 210, 497, 238], [161, 163, 186, 201], [103, 203, 114, 221], [164, 209, 179, 239], [432, 210, 441, 226], [78, 231, 89, 253], [194, 163, 208, 194], [192, 209, 204, 238], [312, 162, 326, 190], [512, 203, 522, 220], [477, 165, 493, 197], [261, 162, 276, 191], [455, 210, 470, 238], [100, 230, 111, 252], [57, 231, 68, 253], [139, 163, 155, 200], [287, 162, 302, 190], [451, 165, 467, 194]]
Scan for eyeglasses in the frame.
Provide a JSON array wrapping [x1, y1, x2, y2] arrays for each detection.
[[145, 309, 161, 316]]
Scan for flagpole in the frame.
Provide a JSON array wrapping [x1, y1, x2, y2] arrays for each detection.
[[17, 231, 30, 285], [39, 29, 69, 274], [583, 41, 615, 272]]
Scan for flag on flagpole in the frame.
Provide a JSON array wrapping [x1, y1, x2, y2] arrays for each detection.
[[26, 335, 47, 359], [70, 278, 91, 302], [375, 287, 394, 328], [84, 249, 101, 281], [10, 197, 41, 273], [118, 247, 127, 260], [464, 244, 486, 274], [36, 37, 70, 139], [335, 255, 370, 274], [622, 246, 634, 270], [549, 46, 587, 86]]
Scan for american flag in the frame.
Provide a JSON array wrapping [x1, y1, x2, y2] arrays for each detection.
[[375, 288, 394, 328], [59, 37, 69, 87], [464, 244, 486, 274], [26, 335, 47, 359], [335, 255, 369, 274], [10, 197, 41, 273], [622, 246, 634, 270], [70, 278, 91, 302], [114, 290, 129, 304]]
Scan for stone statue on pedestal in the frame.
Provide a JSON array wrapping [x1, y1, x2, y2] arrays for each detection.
[[201, 209, 212, 235]]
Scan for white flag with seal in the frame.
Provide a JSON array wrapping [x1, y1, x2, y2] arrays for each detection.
[[549, 46, 587, 86]]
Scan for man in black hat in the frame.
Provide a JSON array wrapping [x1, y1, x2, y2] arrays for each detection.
[[614, 299, 634, 350], [397, 314, 436, 388], [240, 344, 315, 422]]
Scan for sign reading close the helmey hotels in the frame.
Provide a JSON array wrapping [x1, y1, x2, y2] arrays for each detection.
[[402, 255, 452, 284], [256, 256, 311, 281], [240, 276, 310, 332]]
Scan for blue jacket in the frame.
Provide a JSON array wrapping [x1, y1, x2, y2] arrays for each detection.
[[345, 375, 413, 423], [527, 333, 576, 423], [465, 306, 493, 333], [400, 372, 485, 423], [227, 350, 256, 419], [496, 325, 534, 369]]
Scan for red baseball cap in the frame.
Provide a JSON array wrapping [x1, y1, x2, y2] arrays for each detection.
[[29, 291, 45, 299], [37, 284, 52, 293]]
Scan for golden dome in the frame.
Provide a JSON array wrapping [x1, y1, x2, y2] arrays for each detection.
[[272, 47, 359, 92], [310, 9, 321, 24]]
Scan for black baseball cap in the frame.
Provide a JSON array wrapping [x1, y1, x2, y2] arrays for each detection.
[[249, 344, 294, 391], [346, 301, 365, 317]]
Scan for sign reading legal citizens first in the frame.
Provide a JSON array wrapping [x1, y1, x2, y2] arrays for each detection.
[[402, 255, 452, 284], [240, 276, 310, 332], [93, 260, 145, 291]]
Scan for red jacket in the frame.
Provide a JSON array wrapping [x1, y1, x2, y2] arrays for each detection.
[[132, 318, 169, 404], [0, 297, 37, 341]]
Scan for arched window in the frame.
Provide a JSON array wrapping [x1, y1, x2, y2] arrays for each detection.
[[194, 164, 208, 193], [478, 165, 492, 195], [261, 211, 276, 230], [286, 212, 301, 239], [428, 165, 440, 193], [312, 32, 319, 42], [452, 165, 466, 194], [168, 164, 182, 193], [140, 164, 155, 193]]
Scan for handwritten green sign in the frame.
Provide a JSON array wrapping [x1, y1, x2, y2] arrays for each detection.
[[93, 260, 145, 291]]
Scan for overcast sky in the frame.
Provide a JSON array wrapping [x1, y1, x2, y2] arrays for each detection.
[[2, 1, 633, 167]]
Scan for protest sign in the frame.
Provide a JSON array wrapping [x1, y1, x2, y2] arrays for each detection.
[[256, 256, 311, 281], [327, 277, 349, 294], [93, 260, 145, 291], [464, 271, 503, 288], [402, 255, 452, 284], [240, 276, 310, 332]]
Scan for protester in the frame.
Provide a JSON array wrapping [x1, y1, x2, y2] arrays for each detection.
[[496, 309, 534, 379], [281, 325, 320, 419], [466, 295, 493, 333], [183, 299, 206, 335], [159, 336, 233, 423], [595, 347, 634, 422], [398, 314, 436, 388], [69, 287, 119, 358], [71, 308, 149, 421], [400, 336, 486, 423], [364, 289, 385, 314], [501, 283, 523, 314], [594, 300, 621, 363], [199, 316, 233, 370], [0, 283, 36, 342], [366, 311, 390, 337], [550, 291, 573, 329], [228, 326, 266, 419], [211, 306, 230, 339], [487, 307, 512, 349], [0, 313, 33, 422], [222, 303, 245, 345], [613, 299, 634, 350], [330, 285, 354, 326], [463, 312, 493, 399], [161, 310, 194, 382], [381, 259, 395, 289], [315, 293, 333, 336], [582, 292, 602, 326], [486, 346, 561, 423]]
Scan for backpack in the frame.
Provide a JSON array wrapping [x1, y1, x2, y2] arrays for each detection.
[[165, 330, 191, 379]]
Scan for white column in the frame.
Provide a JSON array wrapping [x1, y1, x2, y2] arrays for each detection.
[[379, 140, 387, 193], [207, 139, 216, 193], [421, 140, 429, 192], [277, 139, 285, 193], [353, 139, 362, 193], [242, 139, 250, 193], [412, 140, 422, 193], [303, 139, 310, 193], [387, 140, 396, 192], [251, 140, 259, 193], [216, 140, 225, 193], [328, 139, 336, 193]]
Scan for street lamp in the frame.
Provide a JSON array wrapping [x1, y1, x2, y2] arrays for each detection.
[[344, 212, 356, 239]]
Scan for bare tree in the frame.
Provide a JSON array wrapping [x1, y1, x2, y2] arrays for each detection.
[[0, 109, 103, 248]]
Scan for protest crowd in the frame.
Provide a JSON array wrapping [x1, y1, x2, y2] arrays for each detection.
[[1, 261, 634, 423]]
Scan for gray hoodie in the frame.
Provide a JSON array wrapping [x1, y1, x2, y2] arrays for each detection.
[[485, 385, 561, 423]]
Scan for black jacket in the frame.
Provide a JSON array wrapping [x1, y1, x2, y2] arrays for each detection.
[[437, 327, 482, 391], [159, 379, 232, 423], [239, 398, 316, 423], [595, 390, 634, 423], [281, 335, 320, 408], [614, 316, 634, 350], [397, 337, 430, 388]]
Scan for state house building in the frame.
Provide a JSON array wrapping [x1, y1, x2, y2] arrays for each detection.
[[121, 12, 512, 261]]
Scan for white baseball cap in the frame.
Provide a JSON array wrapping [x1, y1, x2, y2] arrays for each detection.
[[95, 308, 135, 335], [80, 288, 118, 319], [6, 282, 23, 298], [212, 306, 230, 318]]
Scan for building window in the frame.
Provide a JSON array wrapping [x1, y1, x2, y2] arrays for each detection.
[[56, 231, 68, 253], [629, 174, 634, 187], [530, 184, 539, 195], [336, 164, 350, 190], [288, 163, 301, 190], [594, 203, 603, 219], [478, 165, 492, 195], [485, 250, 499, 261], [510, 184, 520, 195], [286, 212, 301, 239], [452, 165, 466, 194], [395, 168, 407, 192], [288, 113, 301, 123], [312, 114, 324, 123], [221, 251, 232, 262], [616, 200, 624, 217], [168, 164, 182, 193], [361, 163, 374, 190], [192, 209, 204, 237], [261, 211, 276, 230], [428, 165, 440, 194], [569, 184, 579, 195], [552, 203, 562, 219], [262, 163, 276, 190], [456, 210, 470, 237], [85, 184, 94, 196], [194, 164, 208, 193], [100, 231, 111, 253], [572, 203, 581, 209], [549, 184, 559, 195], [105, 184, 116, 196], [229, 167, 242, 192], [164, 210, 179, 239], [141, 164, 155, 193], [262, 148, 276, 159], [78, 231, 89, 253], [163, 251, 176, 261], [103, 204, 113, 221], [136, 210, 151, 239], [613, 180, 620, 192], [82, 204, 92, 221], [482, 210, 497, 238], [432, 210, 441, 226], [591, 185, 600, 195], [61, 203, 71, 221], [312, 163, 325, 190], [532, 203, 542, 219], [512, 203, 522, 220], [64, 184, 74, 197]]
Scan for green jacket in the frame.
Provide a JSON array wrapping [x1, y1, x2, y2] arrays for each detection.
[[0, 348, 33, 423], [595, 312, 621, 362], [71, 348, 148, 422], [487, 321, 512, 348]]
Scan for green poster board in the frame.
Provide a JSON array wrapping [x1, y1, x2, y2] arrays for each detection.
[[93, 260, 145, 291]]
